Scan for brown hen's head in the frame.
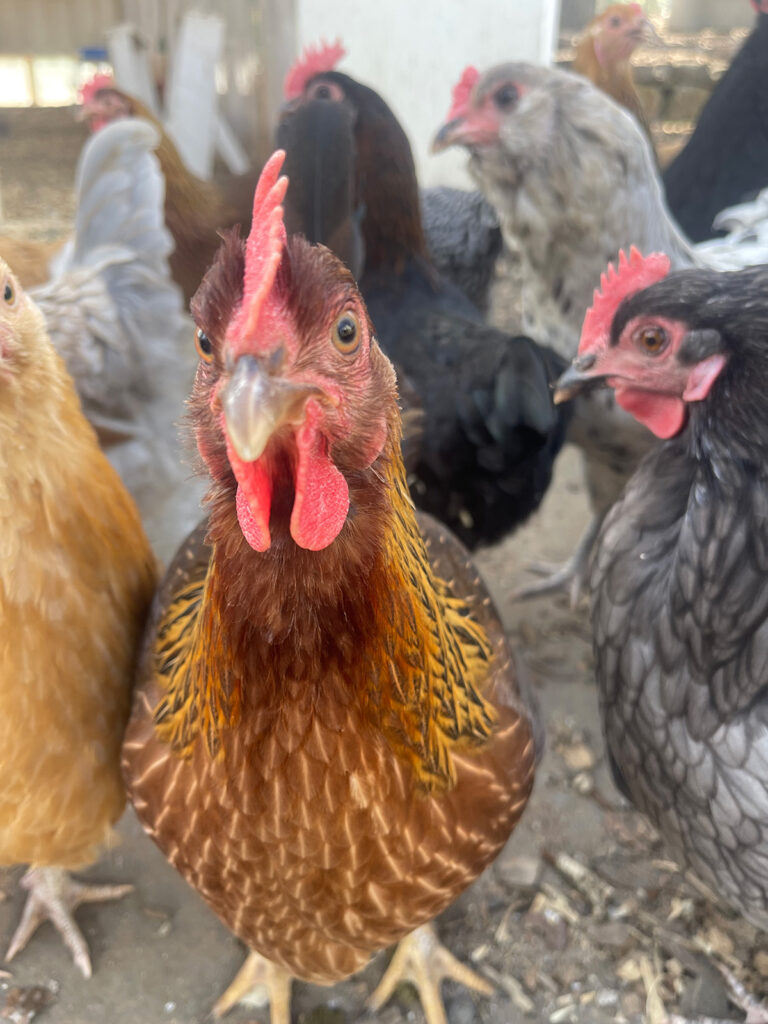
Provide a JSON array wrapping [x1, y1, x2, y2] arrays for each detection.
[[190, 151, 397, 553], [552, 249, 756, 440], [79, 73, 135, 132], [583, 4, 650, 66]]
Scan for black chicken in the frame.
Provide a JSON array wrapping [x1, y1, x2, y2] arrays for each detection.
[[663, 1, 768, 243], [555, 253, 768, 981], [277, 49, 569, 550]]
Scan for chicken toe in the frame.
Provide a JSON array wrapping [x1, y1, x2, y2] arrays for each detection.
[[510, 513, 603, 606], [368, 923, 494, 1024], [212, 951, 292, 1023], [5, 866, 132, 978]]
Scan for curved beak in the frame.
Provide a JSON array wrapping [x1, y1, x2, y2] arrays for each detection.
[[222, 354, 318, 462], [553, 354, 607, 404], [432, 117, 465, 153]]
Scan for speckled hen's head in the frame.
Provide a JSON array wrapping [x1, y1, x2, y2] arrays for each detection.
[[190, 151, 397, 553]]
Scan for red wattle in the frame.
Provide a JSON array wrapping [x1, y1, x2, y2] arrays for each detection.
[[226, 434, 273, 551], [614, 385, 687, 440], [290, 400, 349, 551]]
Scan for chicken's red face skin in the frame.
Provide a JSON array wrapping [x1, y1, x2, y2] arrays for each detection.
[[190, 153, 394, 554], [433, 71, 522, 151], [578, 314, 727, 439]]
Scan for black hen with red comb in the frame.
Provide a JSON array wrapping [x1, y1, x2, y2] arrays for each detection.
[[554, 251, 768, 940], [277, 49, 569, 550]]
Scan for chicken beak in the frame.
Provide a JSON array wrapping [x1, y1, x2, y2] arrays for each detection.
[[553, 354, 606, 404], [431, 118, 465, 153], [222, 355, 317, 462]]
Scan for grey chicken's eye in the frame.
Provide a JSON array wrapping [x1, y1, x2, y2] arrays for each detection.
[[493, 83, 519, 110], [195, 327, 214, 362], [3, 282, 13, 304], [332, 312, 360, 354], [635, 326, 668, 354]]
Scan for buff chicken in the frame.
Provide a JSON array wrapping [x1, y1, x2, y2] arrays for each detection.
[[122, 151, 537, 1024], [0, 258, 157, 976]]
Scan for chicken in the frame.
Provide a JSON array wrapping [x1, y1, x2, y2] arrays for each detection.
[[663, 1, 768, 243], [0, 257, 157, 976], [79, 74, 250, 304], [277, 46, 570, 551], [121, 151, 537, 1024], [433, 61, 695, 596], [571, 3, 654, 145], [553, 249, 768, 1024], [27, 115, 204, 563]]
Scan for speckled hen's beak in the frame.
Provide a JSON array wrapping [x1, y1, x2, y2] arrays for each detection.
[[222, 355, 317, 462], [431, 118, 464, 153], [553, 354, 607, 404]]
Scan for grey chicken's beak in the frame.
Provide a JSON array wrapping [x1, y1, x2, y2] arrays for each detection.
[[431, 118, 464, 153], [553, 354, 606, 404], [222, 355, 318, 462]]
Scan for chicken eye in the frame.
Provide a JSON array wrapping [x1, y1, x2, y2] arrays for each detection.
[[3, 282, 13, 304], [493, 83, 519, 110], [195, 327, 214, 363], [332, 312, 360, 354], [314, 85, 332, 100], [608, 15, 622, 26], [636, 326, 668, 354]]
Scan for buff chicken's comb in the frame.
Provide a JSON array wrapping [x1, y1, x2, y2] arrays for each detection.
[[446, 66, 479, 122], [284, 39, 346, 100], [579, 247, 671, 353], [234, 150, 290, 344]]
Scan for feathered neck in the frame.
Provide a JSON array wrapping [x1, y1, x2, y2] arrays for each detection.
[[155, 424, 497, 790]]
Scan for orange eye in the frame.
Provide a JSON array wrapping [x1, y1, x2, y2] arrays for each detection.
[[195, 327, 213, 363], [636, 326, 668, 354], [332, 312, 360, 354]]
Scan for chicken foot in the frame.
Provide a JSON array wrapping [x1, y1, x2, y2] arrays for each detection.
[[5, 866, 132, 978], [368, 922, 494, 1024], [211, 951, 292, 1024], [510, 513, 603, 607]]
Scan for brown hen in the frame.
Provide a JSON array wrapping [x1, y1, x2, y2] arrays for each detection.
[[0, 257, 157, 976], [572, 3, 654, 147], [122, 152, 536, 1024]]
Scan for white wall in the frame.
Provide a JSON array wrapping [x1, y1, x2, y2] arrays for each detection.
[[295, 0, 562, 188]]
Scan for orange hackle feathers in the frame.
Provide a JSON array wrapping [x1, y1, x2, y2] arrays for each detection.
[[230, 150, 290, 353], [446, 66, 479, 121], [579, 247, 670, 353], [284, 39, 346, 100]]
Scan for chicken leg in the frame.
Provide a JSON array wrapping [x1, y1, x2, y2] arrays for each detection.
[[212, 951, 292, 1024], [368, 923, 494, 1024], [5, 866, 132, 978]]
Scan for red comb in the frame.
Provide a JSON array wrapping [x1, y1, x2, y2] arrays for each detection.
[[78, 71, 114, 105], [446, 66, 479, 121], [236, 150, 290, 342], [284, 39, 346, 100], [579, 247, 671, 353]]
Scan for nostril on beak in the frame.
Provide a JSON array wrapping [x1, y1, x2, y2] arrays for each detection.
[[574, 353, 597, 372]]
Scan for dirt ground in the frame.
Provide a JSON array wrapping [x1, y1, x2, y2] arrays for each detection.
[[1, 100, 768, 1024]]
